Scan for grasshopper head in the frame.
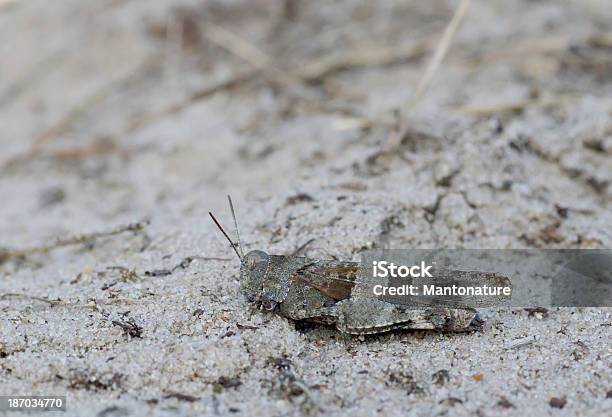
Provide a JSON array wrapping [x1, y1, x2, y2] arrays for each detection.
[[240, 250, 270, 306]]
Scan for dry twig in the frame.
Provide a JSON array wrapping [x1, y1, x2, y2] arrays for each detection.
[[0, 292, 150, 309], [456, 94, 578, 115], [296, 38, 433, 83], [126, 70, 256, 133], [203, 22, 298, 88], [407, 0, 471, 110], [0, 221, 147, 265], [0, 59, 160, 171], [334, 0, 472, 135]]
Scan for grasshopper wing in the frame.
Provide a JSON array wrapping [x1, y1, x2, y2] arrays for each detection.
[[292, 260, 361, 301]]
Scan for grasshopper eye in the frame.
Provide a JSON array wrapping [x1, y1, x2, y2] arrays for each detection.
[[244, 251, 267, 270]]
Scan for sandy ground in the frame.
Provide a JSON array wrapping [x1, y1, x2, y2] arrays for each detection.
[[1, 0, 611, 416]]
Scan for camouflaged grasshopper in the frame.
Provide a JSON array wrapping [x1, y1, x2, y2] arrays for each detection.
[[209, 197, 483, 334]]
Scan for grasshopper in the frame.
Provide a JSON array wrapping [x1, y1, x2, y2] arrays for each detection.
[[209, 197, 483, 334]]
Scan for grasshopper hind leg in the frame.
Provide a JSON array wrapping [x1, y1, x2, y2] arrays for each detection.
[[333, 299, 482, 335]]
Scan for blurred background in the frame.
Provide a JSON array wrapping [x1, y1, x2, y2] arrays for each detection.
[[1, 1, 611, 415], [1, 0, 610, 251]]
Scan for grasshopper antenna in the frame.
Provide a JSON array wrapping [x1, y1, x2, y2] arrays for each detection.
[[227, 195, 245, 259], [209, 212, 242, 261]]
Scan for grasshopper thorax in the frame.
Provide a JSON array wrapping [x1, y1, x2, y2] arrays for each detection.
[[240, 250, 270, 306]]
